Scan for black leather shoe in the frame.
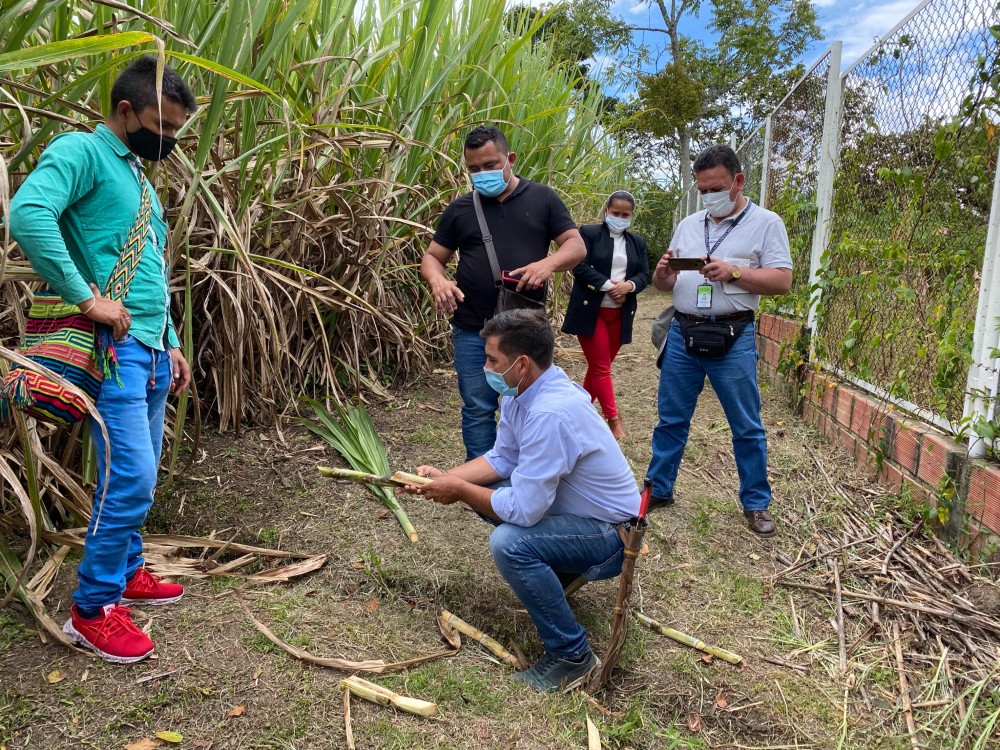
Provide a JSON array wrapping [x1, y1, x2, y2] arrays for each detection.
[[647, 494, 675, 512], [744, 509, 777, 537]]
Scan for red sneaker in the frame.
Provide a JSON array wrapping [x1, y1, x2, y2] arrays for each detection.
[[121, 567, 184, 606], [62, 604, 154, 664]]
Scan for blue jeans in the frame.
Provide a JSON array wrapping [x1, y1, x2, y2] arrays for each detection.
[[74, 337, 171, 610], [489, 514, 625, 660], [648, 319, 772, 511], [452, 326, 499, 461]]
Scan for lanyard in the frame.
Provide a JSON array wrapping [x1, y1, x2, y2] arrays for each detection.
[[704, 201, 752, 259]]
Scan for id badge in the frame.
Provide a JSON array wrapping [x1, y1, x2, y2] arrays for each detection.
[[696, 283, 713, 309]]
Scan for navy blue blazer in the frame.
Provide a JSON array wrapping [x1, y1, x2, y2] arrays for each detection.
[[561, 223, 651, 344]]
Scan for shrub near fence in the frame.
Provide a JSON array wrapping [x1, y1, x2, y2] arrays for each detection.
[[817, 0, 999, 427]]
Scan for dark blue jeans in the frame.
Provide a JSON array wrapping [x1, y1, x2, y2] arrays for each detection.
[[452, 326, 500, 461], [74, 336, 171, 610], [648, 319, 772, 511], [489, 514, 625, 660]]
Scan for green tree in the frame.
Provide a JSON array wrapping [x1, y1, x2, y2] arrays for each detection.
[[633, 0, 821, 194]]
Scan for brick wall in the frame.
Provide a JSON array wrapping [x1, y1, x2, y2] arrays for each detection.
[[758, 312, 1000, 556]]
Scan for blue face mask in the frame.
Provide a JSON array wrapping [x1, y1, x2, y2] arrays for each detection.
[[471, 166, 509, 197], [605, 215, 631, 233], [484, 356, 523, 397]]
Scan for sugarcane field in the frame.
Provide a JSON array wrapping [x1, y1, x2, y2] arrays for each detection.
[[3, 0, 1000, 749]]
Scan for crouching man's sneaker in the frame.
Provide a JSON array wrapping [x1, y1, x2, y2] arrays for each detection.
[[514, 650, 600, 693], [62, 604, 154, 664], [121, 567, 184, 606]]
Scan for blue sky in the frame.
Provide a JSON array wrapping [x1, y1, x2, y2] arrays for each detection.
[[602, 0, 924, 81]]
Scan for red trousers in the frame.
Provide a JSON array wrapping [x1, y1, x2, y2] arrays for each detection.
[[578, 306, 623, 420]]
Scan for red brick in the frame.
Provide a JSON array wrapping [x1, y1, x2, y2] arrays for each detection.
[[879, 460, 904, 492], [838, 424, 857, 455], [803, 400, 815, 423], [917, 431, 960, 488], [855, 438, 874, 471], [759, 314, 776, 339], [851, 394, 878, 440], [816, 413, 828, 436], [966, 463, 994, 522], [835, 388, 855, 427], [892, 420, 924, 475], [821, 378, 837, 413], [982, 497, 1000, 536]]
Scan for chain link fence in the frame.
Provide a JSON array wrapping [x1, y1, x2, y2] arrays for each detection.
[[818, 0, 998, 427], [671, 0, 1000, 432], [761, 52, 832, 317]]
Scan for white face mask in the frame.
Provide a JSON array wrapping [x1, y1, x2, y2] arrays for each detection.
[[701, 178, 738, 218], [604, 215, 631, 233]]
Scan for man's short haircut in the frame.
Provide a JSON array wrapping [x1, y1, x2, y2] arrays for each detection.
[[693, 145, 742, 178], [480, 309, 554, 368], [111, 56, 197, 114], [464, 126, 510, 154]]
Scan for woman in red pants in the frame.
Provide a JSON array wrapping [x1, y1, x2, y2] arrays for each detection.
[[562, 191, 651, 439]]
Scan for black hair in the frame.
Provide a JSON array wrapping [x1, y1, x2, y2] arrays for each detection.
[[606, 190, 635, 209], [110, 56, 196, 114], [480, 309, 554, 369], [693, 145, 742, 178], [464, 125, 510, 154]]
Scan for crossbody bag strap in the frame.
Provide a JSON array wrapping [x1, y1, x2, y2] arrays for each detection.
[[104, 178, 153, 303], [472, 190, 503, 286]]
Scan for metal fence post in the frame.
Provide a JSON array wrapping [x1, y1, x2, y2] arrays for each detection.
[[807, 41, 843, 355], [760, 115, 773, 209], [964, 139, 1000, 458]]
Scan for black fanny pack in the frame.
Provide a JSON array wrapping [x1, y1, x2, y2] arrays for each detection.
[[676, 311, 753, 358]]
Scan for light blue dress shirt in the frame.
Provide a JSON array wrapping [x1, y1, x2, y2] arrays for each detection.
[[483, 365, 641, 526]]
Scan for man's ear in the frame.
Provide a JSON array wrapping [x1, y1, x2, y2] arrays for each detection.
[[508, 152, 516, 167], [115, 100, 132, 121]]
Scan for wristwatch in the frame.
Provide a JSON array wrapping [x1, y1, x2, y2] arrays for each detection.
[[730, 266, 743, 281]]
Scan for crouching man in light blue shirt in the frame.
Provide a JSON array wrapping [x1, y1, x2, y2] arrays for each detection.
[[401, 309, 640, 692]]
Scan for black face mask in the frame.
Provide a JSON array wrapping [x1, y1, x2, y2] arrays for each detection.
[[125, 110, 177, 161]]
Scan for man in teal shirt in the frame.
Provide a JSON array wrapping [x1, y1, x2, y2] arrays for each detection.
[[10, 56, 196, 663]]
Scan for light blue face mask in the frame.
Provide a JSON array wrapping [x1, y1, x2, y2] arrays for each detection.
[[605, 215, 631, 233], [484, 356, 523, 397], [471, 167, 509, 198]]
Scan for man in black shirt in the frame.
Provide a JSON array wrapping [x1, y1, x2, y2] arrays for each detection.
[[421, 126, 585, 460]]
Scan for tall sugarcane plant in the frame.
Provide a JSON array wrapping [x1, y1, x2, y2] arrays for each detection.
[[0, 0, 629, 633], [303, 399, 418, 543]]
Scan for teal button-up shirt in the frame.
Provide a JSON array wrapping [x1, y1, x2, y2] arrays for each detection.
[[9, 124, 179, 351]]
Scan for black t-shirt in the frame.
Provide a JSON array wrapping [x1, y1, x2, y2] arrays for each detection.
[[433, 177, 577, 331]]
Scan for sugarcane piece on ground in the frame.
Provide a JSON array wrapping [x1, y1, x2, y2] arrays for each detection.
[[634, 612, 743, 665], [340, 675, 438, 717], [439, 609, 525, 669]]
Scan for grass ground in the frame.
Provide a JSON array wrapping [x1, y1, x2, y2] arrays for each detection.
[[1, 290, 995, 749]]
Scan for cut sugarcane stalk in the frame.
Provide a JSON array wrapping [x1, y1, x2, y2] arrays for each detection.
[[390, 470, 433, 487], [319, 466, 397, 486], [340, 675, 437, 717], [440, 609, 524, 669], [634, 612, 743, 665], [318, 466, 433, 488]]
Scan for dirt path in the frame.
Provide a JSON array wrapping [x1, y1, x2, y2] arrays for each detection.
[[0, 290, 946, 749]]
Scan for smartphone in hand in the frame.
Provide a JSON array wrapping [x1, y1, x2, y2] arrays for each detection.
[[501, 270, 523, 288], [668, 257, 707, 272]]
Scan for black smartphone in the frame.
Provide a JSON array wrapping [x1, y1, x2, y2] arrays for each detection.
[[668, 257, 707, 271]]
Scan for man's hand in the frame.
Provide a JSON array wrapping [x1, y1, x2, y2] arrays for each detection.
[[169, 347, 192, 394], [428, 276, 465, 314], [82, 283, 131, 339], [701, 259, 738, 284], [509, 257, 556, 291], [415, 474, 472, 505]]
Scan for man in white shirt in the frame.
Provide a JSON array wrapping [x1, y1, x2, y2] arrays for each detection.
[[647, 145, 793, 537]]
